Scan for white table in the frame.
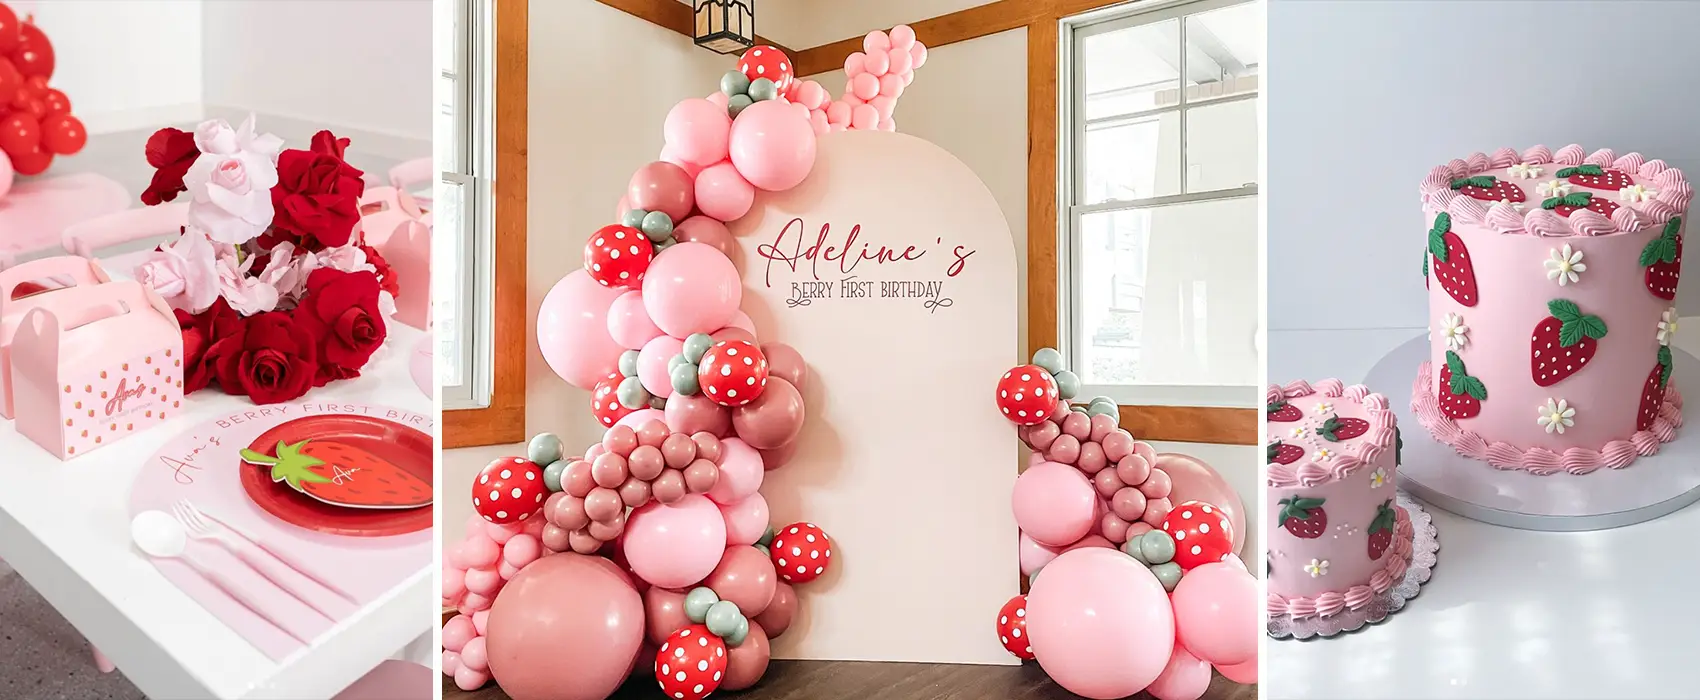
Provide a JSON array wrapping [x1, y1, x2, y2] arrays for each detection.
[[1268, 323, 1700, 699], [0, 300, 435, 699]]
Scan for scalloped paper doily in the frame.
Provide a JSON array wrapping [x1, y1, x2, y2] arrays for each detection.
[[1268, 491, 1439, 640]]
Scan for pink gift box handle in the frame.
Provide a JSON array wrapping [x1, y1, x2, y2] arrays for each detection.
[[61, 204, 190, 259]]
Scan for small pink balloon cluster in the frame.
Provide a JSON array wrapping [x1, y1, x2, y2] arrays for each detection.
[[1021, 407, 1172, 546], [810, 26, 927, 134], [441, 513, 550, 691], [538, 420, 726, 554]]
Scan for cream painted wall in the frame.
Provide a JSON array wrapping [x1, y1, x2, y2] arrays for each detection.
[[757, 0, 998, 50]]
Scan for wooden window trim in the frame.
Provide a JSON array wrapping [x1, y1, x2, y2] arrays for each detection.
[[445, 0, 528, 448]]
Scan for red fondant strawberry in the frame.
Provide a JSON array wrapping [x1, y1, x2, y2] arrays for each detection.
[[1367, 499, 1396, 561], [996, 595, 1034, 660], [1318, 414, 1369, 441], [1267, 440, 1305, 465], [1266, 399, 1302, 422], [241, 439, 434, 509], [1543, 190, 1620, 218], [1643, 217, 1683, 301], [591, 372, 635, 427], [1531, 299, 1608, 386], [1428, 213, 1479, 306], [1450, 175, 1525, 203], [655, 625, 727, 700], [996, 365, 1059, 426], [698, 340, 770, 408], [1439, 350, 1486, 419], [583, 224, 653, 288], [771, 522, 832, 584], [1163, 500, 1234, 569], [1639, 346, 1674, 431], [1559, 164, 1634, 190], [464, 457, 548, 523], [1277, 497, 1327, 539]]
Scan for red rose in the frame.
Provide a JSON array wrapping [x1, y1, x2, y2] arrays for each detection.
[[296, 268, 387, 374], [215, 312, 322, 404], [271, 143, 368, 249], [141, 127, 200, 206], [310, 129, 351, 160], [175, 298, 244, 393], [361, 244, 400, 297]]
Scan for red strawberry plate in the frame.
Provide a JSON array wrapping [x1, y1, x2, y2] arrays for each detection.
[[238, 414, 433, 537]]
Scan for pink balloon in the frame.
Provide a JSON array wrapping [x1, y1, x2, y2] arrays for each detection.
[[1026, 549, 1175, 700], [706, 92, 730, 109], [664, 392, 733, 436], [1157, 453, 1247, 554], [731, 376, 805, 450], [464, 567, 501, 596], [659, 146, 705, 179], [673, 215, 738, 263], [643, 242, 741, 338], [442, 614, 475, 652], [871, 95, 896, 120], [622, 495, 727, 589], [663, 98, 732, 167], [1018, 531, 1061, 575], [843, 51, 867, 76], [473, 609, 490, 634], [1011, 462, 1096, 547], [637, 334, 686, 398], [459, 535, 500, 569], [1215, 658, 1258, 685], [760, 342, 806, 391], [850, 104, 879, 130], [887, 46, 913, 75], [485, 554, 644, 700], [879, 117, 897, 132], [729, 100, 817, 191], [825, 101, 851, 126], [720, 492, 770, 545], [809, 111, 829, 136], [694, 161, 756, 221], [606, 290, 663, 350], [851, 72, 880, 100], [442, 565, 467, 599], [460, 636, 489, 672], [878, 74, 905, 99], [614, 408, 666, 432], [627, 161, 695, 222], [615, 194, 632, 221], [537, 270, 624, 390], [1147, 645, 1212, 700], [796, 80, 827, 109], [453, 666, 489, 692], [442, 649, 462, 676], [1172, 562, 1257, 666], [890, 24, 916, 49], [864, 30, 891, 55], [707, 437, 765, 504], [909, 42, 928, 68], [1064, 534, 1114, 553]]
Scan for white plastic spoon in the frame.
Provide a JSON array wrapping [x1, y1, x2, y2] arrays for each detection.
[[131, 511, 309, 645]]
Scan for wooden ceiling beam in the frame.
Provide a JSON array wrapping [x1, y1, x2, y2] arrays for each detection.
[[594, 0, 790, 55]]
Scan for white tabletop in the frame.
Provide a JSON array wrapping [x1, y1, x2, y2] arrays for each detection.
[[1268, 322, 1700, 699], [0, 303, 435, 700]]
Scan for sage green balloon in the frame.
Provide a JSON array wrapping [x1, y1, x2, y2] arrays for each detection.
[[649, 396, 668, 410], [621, 208, 649, 229], [725, 614, 751, 646], [641, 211, 675, 241], [618, 350, 641, 378], [1053, 370, 1081, 400], [617, 376, 651, 410], [748, 77, 777, 102], [1031, 347, 1064, 374], [753, 543, 770, 558], [541, 460, 568, 493], [1086, 402, 1119, 418], [669, 354, 691, 372], [684, 587, 720, 623], [656, 238, 678, 252], [527, 433, 562, 465], [671, 363, 702, 395], [1140, 529, 1176, 565], [683, 333, 715, 364], [1070, 405, 1089, 414], [1089, 395, 1117, 409], [1122, 537, 1149, 565], [728, 94, 754, 117], [705, 600, 744, 637], [720, 70, 751, 96], [758, 525, 775, 547], [1150, 562, 1184, 592]]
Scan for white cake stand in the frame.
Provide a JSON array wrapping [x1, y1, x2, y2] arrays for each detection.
[[1365, 335, 1700, 531]]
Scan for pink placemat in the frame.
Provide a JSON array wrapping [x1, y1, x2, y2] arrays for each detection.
[[409, 333, 432, 399], [126, 401, 434, 660], [0, 174, 130, 257]]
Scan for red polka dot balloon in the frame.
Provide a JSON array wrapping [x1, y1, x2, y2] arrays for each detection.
[[995, 365, 1058, 426], [996, 594, 1034, 660], [1162, 500, 1234, 570], [738, 45, 794, 96], [472, 457, 547, 524], [583, 224, 652, 289], [590, 372, 635, 427], [698, 340, 769, 408], [770, 522, 831, 584], [655, 624, 727, 700]]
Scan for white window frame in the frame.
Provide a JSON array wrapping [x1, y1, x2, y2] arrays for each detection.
[[440, 0, 496, 411], [1057, 0, 1259, 409]]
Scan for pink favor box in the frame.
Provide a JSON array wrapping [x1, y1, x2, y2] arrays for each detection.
[[0, 256, 114, 419], [11, 279, 184, 460]]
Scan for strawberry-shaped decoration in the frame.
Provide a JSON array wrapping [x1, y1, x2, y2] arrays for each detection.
[[1543, 191, 1620, 218], [771, 522, 832, 584], [240, 439, 434, 509], [655, 625, 727, 700], [1366, 499, 1397, 561], [464, 456, 547, 523], [1318, 414, 1369, 441], [1639, 346, 1674, 431], [738, 45, 795, 96], [1267, 440, 1305, 465], [1642, 217, 1683, 300], [995, 594, 1034, 660], [1163, 500, 1234, 569], [1428, 213, 1479, 306], [1439, 350, 1487, 419], [591, 372, 636, 427], [698, 340, 769, 408], [1531, 299, 1608, 386], [583, 224, 653, 288], [1266, 399, 1302, 422], [1450, 174, 1525, 203], [1559, 164, 1634, 190], [997, 365, 1059, 425], [1277, 496, 1327, 539]]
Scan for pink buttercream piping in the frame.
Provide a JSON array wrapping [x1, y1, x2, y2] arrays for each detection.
[[1611, 205, 1644, 233], [1489, 147, 1518, 168], [1466, 152, 1489, 173], [1614, 152, 1646, 173], [1657, 182, 1693, 210], [1447, 195, 1488, 225], [1568, 209, 1613, 236], [1644, 199, 1679, 224], [1524, 208, 1570, 237], [1523, 145, 1553, 164], [1554, 144, 1586, 165], [1584, 148, 1615, 166], [1410, 361, 1684, 474], [1420, 166, 1451, 198], [1267, 508, 1414, 619], [1641, 160, 1670, 178], [1486, 201, 1528, 234], [1265, 379, 1395, 488], [1656, 167, 1688, 187], [1447, 158, 1469, 179], [1424, 145, 1691, 236]]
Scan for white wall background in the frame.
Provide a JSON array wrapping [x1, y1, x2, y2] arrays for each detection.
[[1268, 0, 1700, 331], [17, 0, 202, 132]]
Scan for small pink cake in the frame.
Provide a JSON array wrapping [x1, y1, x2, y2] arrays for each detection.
[[1266, 379, 1412, 620], [1415, 145, 1690, 473]]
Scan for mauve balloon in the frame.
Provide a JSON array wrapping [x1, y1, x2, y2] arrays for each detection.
[[1115, 454, 1151, 488], [754, 582, 797, 638], [703, 545, 778, 617], [643, 587, 692, 645], [584, 488, 624, 523], [486, 554, 644, 700], [760, 342, 807, 391], [1142, 497, 1173, 527], [1077, 442, 1108, 474], [1026, 421, 1060, 451], [683, 459, 720, 493], [587, 510, 626, 541], [552, 494, 591, 531], [721, 620, 772, 691], [665, 393, 733, 437], [1111, 486, 1147, 522], [758, 439, 800, 471], [1093, 468, 1124, 499], [637, 419, 670, 448], [1101, 429, 1135, 462], [603, 425, 639, 456], [564, 460, 596, 498], [591, 453, 629, 489], [627, 161, 695, 222], [1088, 413, 1118, 442], [1139, 468, 1173, 499], [1048, 434, 1081, 465], [693, 432, 724, 462], [628, 445, 665, 481], [711, 326, 757, 345], [568, 528, 602, 554], [731, 377, 805, 450], [674, 216, 739, 264], [618, 477, 652, 508], [661, 432, 698, 468], [540, 523, 572, 552], [1061, 412, 1092, 440], [653, 470, 687, 504]]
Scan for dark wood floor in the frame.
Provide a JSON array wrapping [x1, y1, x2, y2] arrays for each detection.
[[444, 660, 1256, 700]]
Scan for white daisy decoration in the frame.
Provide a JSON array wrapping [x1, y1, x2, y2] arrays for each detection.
[[1537, 398, 1576, 434], [1314, 447, 1334, 461], [1508, 163, 1543, 179], [1659, 307, 1680, 346], [1544, 244, 1586, 286], [1440, 312, 1470, 351], [1620, 183, 1660, 203], [1369, 467, 1388, 489], [1290, 426, 1308, 438], [1313, 402, 1333, 414], [1498, 198, 1526, 212], [1537, 180, 1575, 198], [1304, 559, 1330, 578]]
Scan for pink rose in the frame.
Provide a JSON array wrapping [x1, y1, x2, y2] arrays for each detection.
[[195, 119, 239, 155], [187, 156, 276, 244], [134, 230, 220, 313], [256, 242, 314, 303], [314, 243, 376, 275], [215, 248, 281, 315]]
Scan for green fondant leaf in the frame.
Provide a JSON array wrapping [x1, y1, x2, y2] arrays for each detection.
[[1667, 217, 1684, 241], [1557, 165, 1604, 178], [1450, 176, 1495, 190], [1445, 350, 1465, 376], [1320, 416, 1342, 442], [1448, 370, 1467, 396], [1433, 212, 1452, 233], [1643, 236, 1673, 266], [1266, 442, 1279, 461], [1428, 213, 1451, 262], [1661, 346, 1675, 389], [1542, 197, 1562, 210], [1422, 251, 1429, 279], [1578, 314, 1608, 339], [1266, 399, 1288, 414], [1558, 321, 1584, 348], [1562, 192, 1593, 208], [1548, 299, 1581, 322], [1461, 376, 1488, 400]]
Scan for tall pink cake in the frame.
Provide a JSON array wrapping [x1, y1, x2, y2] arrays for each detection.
[[1414, 145, 1690, 473], [1266, 379, 1413, 619]]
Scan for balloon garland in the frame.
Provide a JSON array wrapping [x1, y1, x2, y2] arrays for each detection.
[[995, 348, 1259, 700], [445, 29, 929, 700], [0, 2, 88, 194]]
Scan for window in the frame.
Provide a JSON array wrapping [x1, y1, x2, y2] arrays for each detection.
[[437, 0, 494, 410], [1059, 0, 1262, 408]]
